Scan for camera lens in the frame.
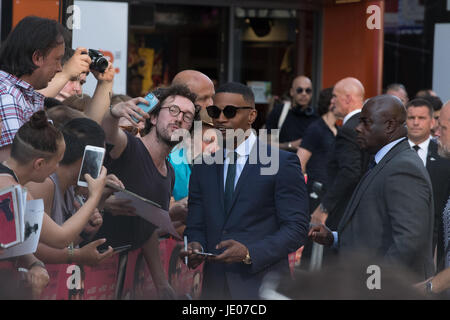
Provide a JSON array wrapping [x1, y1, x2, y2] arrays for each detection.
[[93, 57, 108, 73], [88, 49, 108, 73]]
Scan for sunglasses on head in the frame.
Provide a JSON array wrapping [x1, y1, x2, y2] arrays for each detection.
[[296, 87, 312, 94], [206, 105, 253, 119]]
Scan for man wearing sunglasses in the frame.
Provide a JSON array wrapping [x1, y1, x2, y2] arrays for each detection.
[[266, 75, 318, 151], [182, 82, 309, 299]]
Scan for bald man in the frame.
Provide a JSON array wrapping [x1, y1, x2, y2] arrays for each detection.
[[311, 77, 370, 232], [172, 70, 215, 124], [266, 75, 318, 151], [310, 95, 434, 282]]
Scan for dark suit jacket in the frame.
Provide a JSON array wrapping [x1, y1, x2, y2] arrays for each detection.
[[185, 139, 309, 299], [426, 139, 450, 272], [322, 112, 371, 230], [337, 139, 435, 281]]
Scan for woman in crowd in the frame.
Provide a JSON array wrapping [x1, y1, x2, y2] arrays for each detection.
[[297, 87, 337, 212], [26, 117, 119, 265], [0, 111, 106, 298]]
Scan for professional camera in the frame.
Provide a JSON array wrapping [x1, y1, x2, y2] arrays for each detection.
[[83, 49, 109, 73]]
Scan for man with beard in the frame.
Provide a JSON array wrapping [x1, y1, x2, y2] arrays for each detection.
[[405, 98, 450, 272], [97, 85, 197, 299], [417, 102, 450, 296], [172, 70, 215, 124], [309, 95, 435, 283]]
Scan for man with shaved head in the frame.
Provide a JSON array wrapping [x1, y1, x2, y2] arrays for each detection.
[[311, 77, 370, 233], [172, 70, 215, 124], [266, 75, 318, 151], [309, 95, 435, 282]]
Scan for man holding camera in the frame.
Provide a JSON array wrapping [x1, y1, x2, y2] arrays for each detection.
[[50, 47, 115, 125], [0, 16, 68, 161], [0, 16, 112, 161]]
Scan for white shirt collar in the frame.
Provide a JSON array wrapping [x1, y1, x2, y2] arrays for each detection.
[[224, 131, 257, 158], [407, 137, 430, 152], [374, 137, 405, 164], [343, 109, 362, 125]]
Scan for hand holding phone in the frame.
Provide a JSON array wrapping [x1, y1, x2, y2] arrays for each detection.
[[193, 251, 217, 257], [77, 145, 106, 188], [131, 92, 159, 123], [98, 244, 131, 254]]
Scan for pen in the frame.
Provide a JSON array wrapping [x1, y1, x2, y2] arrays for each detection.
[[184, 235, 188, 265]]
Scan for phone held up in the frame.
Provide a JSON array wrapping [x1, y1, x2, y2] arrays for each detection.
[[77, 145, 106, 188], [132, 92, 159, 123]]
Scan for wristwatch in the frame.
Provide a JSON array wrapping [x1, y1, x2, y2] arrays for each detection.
[[288, 142, 292, 149], [242, 249, 252, 265]]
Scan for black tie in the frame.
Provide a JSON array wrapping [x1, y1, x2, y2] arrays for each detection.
[[413, 145, 420, 152], [224, 152, 238, 213]]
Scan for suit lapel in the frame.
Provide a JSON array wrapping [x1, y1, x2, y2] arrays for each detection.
[[426, 140, 438, 171], [338, 139, 408, 232], [216, 159, 225, 213], [338, 161, 381, 232]]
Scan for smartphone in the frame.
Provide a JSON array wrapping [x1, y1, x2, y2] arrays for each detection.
[[132, 92, 159, 123], [77, 145, 106, 187], [194, 252, 217, 257], [98, 244, 132, 254]]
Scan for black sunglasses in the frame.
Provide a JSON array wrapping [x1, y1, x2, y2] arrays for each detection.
[[206, 105, 253, 119], [296, 87, 312, 94]]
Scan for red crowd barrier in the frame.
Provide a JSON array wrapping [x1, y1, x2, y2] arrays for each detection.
[[1, 239, 300, 299], [39, 238, 203, 300]]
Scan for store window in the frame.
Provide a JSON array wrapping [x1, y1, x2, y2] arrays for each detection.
[[232, 8, 317, 129], [127, 3, 224, 96]]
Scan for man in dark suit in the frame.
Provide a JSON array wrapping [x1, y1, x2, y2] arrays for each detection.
[[181, 82, 309, 299], [310, 95, 435, 282], [311, 77, 370, 231], [405, 98, 450, 272]]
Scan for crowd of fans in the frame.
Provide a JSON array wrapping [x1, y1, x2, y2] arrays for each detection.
[[1, 15, 450, 300]]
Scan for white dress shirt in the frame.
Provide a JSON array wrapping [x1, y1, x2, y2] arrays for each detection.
[[407, 138, 430, 167], [223, 132, 257, 190]]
